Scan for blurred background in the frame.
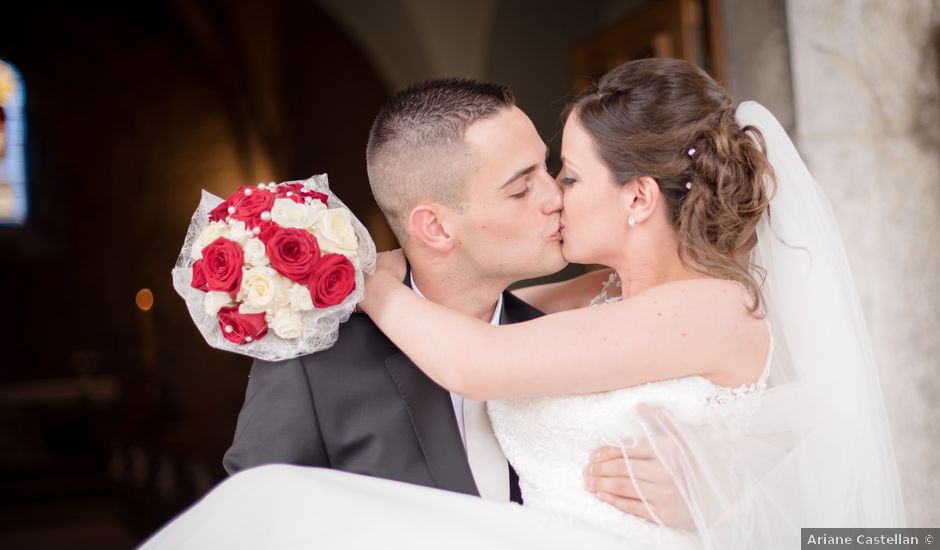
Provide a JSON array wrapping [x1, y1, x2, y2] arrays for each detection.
[[1, 0, 938, 547]]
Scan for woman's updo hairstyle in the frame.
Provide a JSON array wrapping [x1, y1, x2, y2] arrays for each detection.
[[565, 58, 775, 313]]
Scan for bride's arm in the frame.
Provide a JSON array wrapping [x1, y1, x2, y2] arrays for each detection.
[[361, 270, 767, 401], [510, 268, 615, 314]]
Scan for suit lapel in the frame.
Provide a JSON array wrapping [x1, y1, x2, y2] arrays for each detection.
[[381, 266, 537, 502], [384, 352, 479, 497]]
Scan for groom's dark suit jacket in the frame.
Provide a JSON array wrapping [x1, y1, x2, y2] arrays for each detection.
[[223, 278, 543, 503]]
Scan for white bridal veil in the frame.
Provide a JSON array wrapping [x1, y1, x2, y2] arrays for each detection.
[[633, 101, 906, 549]]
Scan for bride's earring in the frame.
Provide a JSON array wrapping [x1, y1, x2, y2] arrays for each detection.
[[627, 215, 636, 227]]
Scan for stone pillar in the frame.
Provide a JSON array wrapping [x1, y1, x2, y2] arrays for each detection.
[[787, 0, 940, 526], [721, 0, 795, 132]]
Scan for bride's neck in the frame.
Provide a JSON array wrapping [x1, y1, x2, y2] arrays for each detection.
[[610, 240, 705, 300]]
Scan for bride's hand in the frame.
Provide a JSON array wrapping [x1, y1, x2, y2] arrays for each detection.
[[584, 403, 696, 530], [374, 249, 407, 281], [359, 249, 407, 315]]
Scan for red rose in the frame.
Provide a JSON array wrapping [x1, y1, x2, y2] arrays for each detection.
[[275, 183, 304, 202], [308, 253, 356, 307], [280, 193, 306, 205], [305, 190, 329, 206], [208, 185, 275, 225], [231, 187, 275, 227], [256, 220, 279, 244], [276, 183, 329, 206], [265, 227, 321, 283], [201, 237, 244, 296], [217, 306, 268, 345], [208, 196, 235, 223], [191, 259, 209, 291]]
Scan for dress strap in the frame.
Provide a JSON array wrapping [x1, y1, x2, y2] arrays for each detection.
[[589, 272, 622, 306]]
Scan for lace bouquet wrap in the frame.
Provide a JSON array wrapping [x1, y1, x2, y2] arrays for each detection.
[[172, 174, 376, 361]]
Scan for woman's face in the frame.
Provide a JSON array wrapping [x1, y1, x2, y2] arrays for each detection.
[[557, 115, 629, 265]]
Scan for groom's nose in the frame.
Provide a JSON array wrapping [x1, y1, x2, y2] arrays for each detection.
[[539, 173, 563, 215]]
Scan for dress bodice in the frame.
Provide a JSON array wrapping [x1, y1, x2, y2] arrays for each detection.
[[488, 273, 771, 547]]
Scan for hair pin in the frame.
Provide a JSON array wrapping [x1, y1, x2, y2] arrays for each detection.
[[685, 181, 693, 190], [688, 147, 697, 157]]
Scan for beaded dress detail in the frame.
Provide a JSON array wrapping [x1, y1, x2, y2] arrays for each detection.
[[487, 273, 771, 546]]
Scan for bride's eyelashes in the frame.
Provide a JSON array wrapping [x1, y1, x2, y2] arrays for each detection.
[[555, 166, 577, 186]]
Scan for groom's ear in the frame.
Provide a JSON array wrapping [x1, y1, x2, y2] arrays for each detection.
[[408, 204, 455, 253], [622, 176, 659, 225]]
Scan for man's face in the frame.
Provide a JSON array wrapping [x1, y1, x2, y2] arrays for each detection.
[[449, 106, 567, 283]]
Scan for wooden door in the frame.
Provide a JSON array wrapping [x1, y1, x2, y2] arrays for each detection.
[[572, 0, 726, 91]]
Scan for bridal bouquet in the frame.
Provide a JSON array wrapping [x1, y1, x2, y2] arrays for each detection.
[[172, 174, 376, 361]]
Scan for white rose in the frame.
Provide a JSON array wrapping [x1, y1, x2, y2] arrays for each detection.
[[269, 307, 303, 339], [311, 209, 359, 258], [238, 266, 288, 310], [226, 220, 253, 245], [288, 283, 314, 311], [271, 274, 292, 308], [192, 221, 229, 261], [271, 198, 322, 229], [203, 291, 234, 316], [243, 238, 269, 267], [238, 302, 265, 315]]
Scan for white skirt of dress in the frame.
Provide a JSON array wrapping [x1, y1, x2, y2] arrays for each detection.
[[139, 465, 627, 550]]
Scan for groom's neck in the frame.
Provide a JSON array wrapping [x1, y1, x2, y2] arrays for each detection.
[[409, 263, 505, 323]]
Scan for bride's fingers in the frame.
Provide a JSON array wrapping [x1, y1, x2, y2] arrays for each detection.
[[589, 438, 671, 463], [588, 445, 626, 463], [584, 459, 623, 478], [628, 436, 683, 462], [591, 456, 665, 483], [586, 476, 658, 501], [584, 456, 641, 478], [595, 492, 656, 523]]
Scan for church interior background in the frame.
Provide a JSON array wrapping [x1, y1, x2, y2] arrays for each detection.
[[1, 0, 937, 546]]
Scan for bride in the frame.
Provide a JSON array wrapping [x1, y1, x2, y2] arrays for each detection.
[[142, 59, 904, 549]]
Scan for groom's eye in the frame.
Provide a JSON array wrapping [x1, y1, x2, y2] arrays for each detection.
[[559, 177, 577, 186], [510, 185, 531, 199]]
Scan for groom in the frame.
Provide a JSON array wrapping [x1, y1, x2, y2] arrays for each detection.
[[224, 78, 685, 521]]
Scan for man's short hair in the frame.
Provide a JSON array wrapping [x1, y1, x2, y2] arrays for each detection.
[[366, 78, 515, 243]]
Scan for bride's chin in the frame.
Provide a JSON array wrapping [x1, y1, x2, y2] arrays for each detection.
[[561, 243, 600, 266], [560, 241, 579, 264]]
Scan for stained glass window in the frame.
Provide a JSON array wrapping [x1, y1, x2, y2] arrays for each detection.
[[0, 60, 27, 226]]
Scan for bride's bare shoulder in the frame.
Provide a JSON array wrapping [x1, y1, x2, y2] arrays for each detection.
[[621, 278, 770, 385], [629, 277, 758, 311]]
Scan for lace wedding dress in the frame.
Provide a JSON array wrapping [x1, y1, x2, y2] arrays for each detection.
[[489, 273, 772, 548]]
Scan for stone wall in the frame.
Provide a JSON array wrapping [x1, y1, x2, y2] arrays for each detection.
[[787, 0, 940, 526]]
